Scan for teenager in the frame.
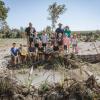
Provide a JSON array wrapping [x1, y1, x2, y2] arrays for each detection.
[[28, 42, 37, 62], [71, 34, 78, 53], [10, 43, 19, 64], [63, 35, 70, 53], [41, 31, 48, 51], [38, 41, 44, 61], [18, 44, 28, 63], [64, 26, 71, 38]]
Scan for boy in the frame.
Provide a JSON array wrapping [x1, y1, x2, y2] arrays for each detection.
[[41, 31, 48, 51], [28, 42, 37, 62], [10, 43, 19, 65]]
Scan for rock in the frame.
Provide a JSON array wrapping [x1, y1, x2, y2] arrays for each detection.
[[13, 94, 25, 100], [25, 95, 33, 100]]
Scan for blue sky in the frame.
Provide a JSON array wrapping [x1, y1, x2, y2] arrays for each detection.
[[4, 0, 100, 31]]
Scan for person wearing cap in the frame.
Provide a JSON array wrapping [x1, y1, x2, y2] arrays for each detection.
[[55, 23, 64, 46], [25, 22, 36, 46], [64, 26, 71, 38]]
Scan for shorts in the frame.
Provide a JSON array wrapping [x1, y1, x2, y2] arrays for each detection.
[[72, 44, 77, 48]]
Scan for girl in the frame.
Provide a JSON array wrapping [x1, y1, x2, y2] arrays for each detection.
[[71, 34, 78, 53], [63, 35, 70, 53]]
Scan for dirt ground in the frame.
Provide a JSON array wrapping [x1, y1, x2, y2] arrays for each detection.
[[0, 38, 100, 87]]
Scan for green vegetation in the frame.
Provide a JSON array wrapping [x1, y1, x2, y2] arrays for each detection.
[[48, 2, 66, 31], [0, 0, 9, 21]]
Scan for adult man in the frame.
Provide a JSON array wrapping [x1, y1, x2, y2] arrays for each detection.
[[55, 23, 64, 46], [25, 22, 36, 45]]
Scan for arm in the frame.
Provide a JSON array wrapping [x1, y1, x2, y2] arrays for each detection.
[[11, 48, 15, 56]]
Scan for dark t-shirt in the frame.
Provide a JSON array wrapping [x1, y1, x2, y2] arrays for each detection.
[[55, 28, 64, 38], [25, 27, 36, 36], [28, 47, 36, 52]]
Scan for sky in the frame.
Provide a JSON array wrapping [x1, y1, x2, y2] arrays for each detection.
[[3, 0, 100, 31]]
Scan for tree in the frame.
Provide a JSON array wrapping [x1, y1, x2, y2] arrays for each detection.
[[48, 2, 66, 31], [0, 0, 9, 21], [0, 21, 11, 38]]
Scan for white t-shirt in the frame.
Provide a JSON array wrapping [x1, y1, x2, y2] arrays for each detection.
[[72, 38, 77, 45], [41, 34, 48, 43]]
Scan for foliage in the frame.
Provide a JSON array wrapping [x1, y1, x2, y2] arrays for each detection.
[[48, 2, 66, 31], [0, 0, 9, 21]]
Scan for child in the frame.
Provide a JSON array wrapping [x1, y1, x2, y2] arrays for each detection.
[[45, 42, 53, 61], [71, 34, 78, 53], [10, 43, 19, 65], [38, 41, 44, 61], [18, 44, 28, 63], [63, 35, 70, 53], [28, 42, 36, 62], [41, 31, 48, 51]]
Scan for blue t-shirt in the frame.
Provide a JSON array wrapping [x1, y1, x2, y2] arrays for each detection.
[[28, 47, 36, 52], [11, 47, 18, 56]]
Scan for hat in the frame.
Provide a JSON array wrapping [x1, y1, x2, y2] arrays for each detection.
[[65, 26, 69, 28]]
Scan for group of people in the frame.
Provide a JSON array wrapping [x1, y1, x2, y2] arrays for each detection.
[[10, 22, 78, 65]]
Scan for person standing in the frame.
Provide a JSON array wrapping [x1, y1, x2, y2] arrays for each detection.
[[55, 23, 64, 46], [41, 30, 48, 51], [25, 22, 36, 46], [64, 26, 71, 38]]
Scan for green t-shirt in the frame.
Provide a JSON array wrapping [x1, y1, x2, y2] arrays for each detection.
[[64, 29, 71, 38]]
